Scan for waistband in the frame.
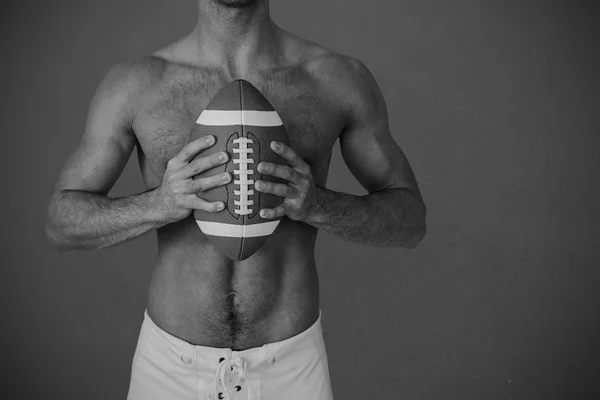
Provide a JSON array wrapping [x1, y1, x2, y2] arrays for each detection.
[[142, 308, 324, 368]]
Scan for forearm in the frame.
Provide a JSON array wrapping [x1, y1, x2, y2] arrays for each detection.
[[304, 186, 426, 248], [46, 188, 166, 251]]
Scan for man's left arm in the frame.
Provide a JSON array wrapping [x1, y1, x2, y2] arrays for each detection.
[[254, 57, 426, 249]]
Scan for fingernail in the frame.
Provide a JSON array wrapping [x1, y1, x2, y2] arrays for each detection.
[[255, 181, 263, 190], [222, 173, 230, 182], [217, 203, 224, 210], [259, 163, 267, 172], [271, 141, 279, 149], [218, 152, 227, 161], [206, 136, 213, 144]]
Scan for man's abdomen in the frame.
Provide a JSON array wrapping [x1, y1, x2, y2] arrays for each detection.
[[147, 216, 320, 350]]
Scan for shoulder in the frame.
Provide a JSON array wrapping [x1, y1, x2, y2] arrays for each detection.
[[302, 50, 385, 123], [88, 55, 169, 129], [307, 50, 372, 83], [304, 49, 382, 106], [96, 55, 167, 101], [279, 29, 373, 86]]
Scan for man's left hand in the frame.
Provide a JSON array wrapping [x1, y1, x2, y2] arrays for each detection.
[[254, 141, 317, 221]]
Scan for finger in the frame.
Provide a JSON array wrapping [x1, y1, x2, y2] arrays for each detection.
[[171, 135, 216, 166], [270, 141, 309, 173], [180, 195, 225, 213], [179, 151, 229, 179], [260, 205, 287, 219], [254, 180, 297, 198], [189, 172, 231, 193], [257, 162, 303, 183]]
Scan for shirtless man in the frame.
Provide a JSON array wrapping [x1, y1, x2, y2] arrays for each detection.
[[45, 0, 426, 399]]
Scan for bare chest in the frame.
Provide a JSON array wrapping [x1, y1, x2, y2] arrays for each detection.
[[132, 67, 344, 187]]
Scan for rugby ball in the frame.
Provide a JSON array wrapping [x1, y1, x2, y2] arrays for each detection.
[[189, 79, 290, 261]]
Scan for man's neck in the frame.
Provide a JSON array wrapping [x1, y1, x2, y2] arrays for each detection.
[[190, 0, 281, 73]]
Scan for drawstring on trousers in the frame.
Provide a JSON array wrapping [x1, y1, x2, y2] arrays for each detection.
[[208, 356, 250, 400]]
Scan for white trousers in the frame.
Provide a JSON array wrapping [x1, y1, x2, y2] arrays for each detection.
[[127, 309, 334, 400]]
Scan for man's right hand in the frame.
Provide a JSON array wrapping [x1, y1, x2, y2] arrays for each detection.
[[153, 135, 231, 224]]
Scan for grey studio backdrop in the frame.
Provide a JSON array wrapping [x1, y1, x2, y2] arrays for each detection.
[[1, 0, 599, 399]]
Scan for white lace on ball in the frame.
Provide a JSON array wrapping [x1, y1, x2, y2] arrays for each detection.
[[232, 137, 255, 215]]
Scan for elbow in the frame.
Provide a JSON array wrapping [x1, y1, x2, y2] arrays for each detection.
[[404, 222, 426, 249], [402, 201, 427, 250], [45, 217, 71, 253], [45, 204, 76, 253]]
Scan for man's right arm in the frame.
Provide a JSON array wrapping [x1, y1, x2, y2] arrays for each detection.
[[45, 60, 231, 252]]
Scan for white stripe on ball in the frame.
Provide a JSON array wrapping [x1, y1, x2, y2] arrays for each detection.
[[196, 110, 283, 127], [196, 220, 280, 238]]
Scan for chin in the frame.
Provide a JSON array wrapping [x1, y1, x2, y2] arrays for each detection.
[[213, 0, 258, 8]]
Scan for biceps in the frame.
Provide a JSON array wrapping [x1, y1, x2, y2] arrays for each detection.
[[334, 56, 422, 199], [54, 133, 135, 195], [54, 95, 136, 195], [53, 63, 139, 195], [340, 126, 421, 198]]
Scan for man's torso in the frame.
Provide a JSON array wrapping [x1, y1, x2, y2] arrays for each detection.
[[127, 31, 348, 350]]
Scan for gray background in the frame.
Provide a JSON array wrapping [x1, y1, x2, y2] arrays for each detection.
[[2, 0, 599, 399]]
